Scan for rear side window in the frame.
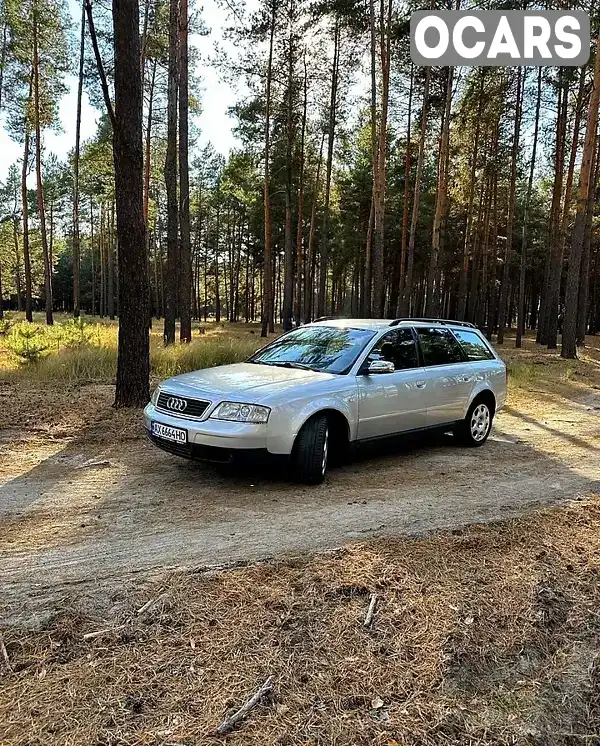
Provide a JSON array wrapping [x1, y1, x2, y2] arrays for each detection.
[[417, 328, 464, 367], [453, 330, 495, 361], [367, 328, 419, 370]]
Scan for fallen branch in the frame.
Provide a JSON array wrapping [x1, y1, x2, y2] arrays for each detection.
[[0, 631, 12, 672], [363, 593, 378, 628], [83, 625, 126, 641], [215, 675, 275, 735], [137, 591, 167, 616]]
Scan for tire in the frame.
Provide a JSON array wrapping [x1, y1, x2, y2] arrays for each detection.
[[454, 398, 493, 447], [292, 414, 329, 485]]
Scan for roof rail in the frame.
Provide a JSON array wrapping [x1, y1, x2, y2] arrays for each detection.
[[389, 317, 476, 329], [313, 316, 340, 322]]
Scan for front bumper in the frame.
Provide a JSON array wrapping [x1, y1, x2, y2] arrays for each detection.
[[144, 403, 269, 457]]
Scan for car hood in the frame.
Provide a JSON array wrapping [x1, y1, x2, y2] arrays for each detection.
[[162, 362, 335, 400]]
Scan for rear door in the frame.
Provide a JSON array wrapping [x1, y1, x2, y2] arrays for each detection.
[[415, 327, 474, 427], [356, 328, 427, 439], [452, 328, 506, 405]]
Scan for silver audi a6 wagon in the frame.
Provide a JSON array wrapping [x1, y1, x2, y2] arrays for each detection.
[[144, 318, 507, 484]]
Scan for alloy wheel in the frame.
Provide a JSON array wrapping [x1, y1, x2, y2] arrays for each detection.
[[470, 403, 490, 442]]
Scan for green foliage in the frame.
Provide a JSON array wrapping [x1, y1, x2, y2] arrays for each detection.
[[6, 322, 48, 364], [58, 318, 99, 350]]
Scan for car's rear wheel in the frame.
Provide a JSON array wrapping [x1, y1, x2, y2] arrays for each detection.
[[292, 414, 329, 485], [455, 398, 493, 447]]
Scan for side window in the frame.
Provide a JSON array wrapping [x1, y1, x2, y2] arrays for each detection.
[[417, 328, 464, 367], [453, 329, 495, 361], [367, 329, 419, 370]]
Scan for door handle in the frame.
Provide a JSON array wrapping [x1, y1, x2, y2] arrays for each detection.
[[416, 381, 426, 389]]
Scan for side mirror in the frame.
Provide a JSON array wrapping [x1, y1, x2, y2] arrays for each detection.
[[367, 359, 395, 375]]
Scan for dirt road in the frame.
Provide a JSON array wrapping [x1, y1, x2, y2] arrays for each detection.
[[1, 371, 599, 627]]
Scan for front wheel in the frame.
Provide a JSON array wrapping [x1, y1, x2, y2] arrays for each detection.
[[292, 414, 329, 485], [454, 399, 493, 447]]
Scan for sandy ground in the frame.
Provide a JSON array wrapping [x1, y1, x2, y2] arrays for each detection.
[[1, 348, 599, 628]]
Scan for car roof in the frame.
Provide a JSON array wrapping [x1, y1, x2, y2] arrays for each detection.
[[309, 318, 392, 331], [308, 318, 478, 332]]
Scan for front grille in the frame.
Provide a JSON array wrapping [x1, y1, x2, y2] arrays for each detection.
[[148, 434, 234, 463], [149, 433, 193, 459], [157, 391, 210, 419]]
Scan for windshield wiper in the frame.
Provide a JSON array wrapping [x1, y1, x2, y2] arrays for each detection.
[[264, 361, 318, 371]]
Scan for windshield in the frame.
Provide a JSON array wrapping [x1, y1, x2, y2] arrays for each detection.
[[249, 326, 376, 375]]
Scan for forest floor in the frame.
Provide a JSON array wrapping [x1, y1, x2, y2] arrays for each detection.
[[1, 327, 600, 744]]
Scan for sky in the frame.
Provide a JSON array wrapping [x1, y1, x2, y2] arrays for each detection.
[[0, 0, 241, 181]]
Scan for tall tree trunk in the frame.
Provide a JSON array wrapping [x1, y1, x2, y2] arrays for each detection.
[[401, 67, 430, 316], [544, 70, 569, 348], [49, 201, 54, 274], [304, 134, 324, 323], [516, 67, 542, 348], [144, 60, 156, 325], [215, 197, 221, 323], [261, 0, 276, 337], [203, 207, 209, 322], [392, 64, 413, 317], [22, 95, 33, 322], [107, 204, 115, 318], [144, 60, 156, 223], [295, 51, 307, 326], [282, 4, 295, 332], [364, 0, 377, 317], [317, 18, 340, 319], [427, 64, 453, 317], [32, 0, 53, 325], [164, 0, 179, 344], [100, 204, 105, 316], [576, 124, 600, 346], [371, 0, 391, 317], [497, 67, 523, 344], [90, 199, 96, 316], [73, 0, 85, 318], [112, 0, 149, 406], [178, 0, 191, 342], [562, 38, 600, 359], [560, 67, 587, 346], [13, 219, 23, 312]]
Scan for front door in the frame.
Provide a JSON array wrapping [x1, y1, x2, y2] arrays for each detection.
[[357, 328, 427, 439]]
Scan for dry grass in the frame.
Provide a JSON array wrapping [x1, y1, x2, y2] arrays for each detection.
[[500, 333, 600, 398], [0, 313, 266, 383], [3, 498, 600, 745]]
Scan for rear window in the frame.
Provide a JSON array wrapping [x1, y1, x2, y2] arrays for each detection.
[[453, 329, 495, 361], [417, 328, 465, 367]]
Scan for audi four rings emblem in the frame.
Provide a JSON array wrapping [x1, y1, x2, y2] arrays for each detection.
[[166, 397, 187, 412]]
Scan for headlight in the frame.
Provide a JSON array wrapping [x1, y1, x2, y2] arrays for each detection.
[[151, 385, 161, 405], [210, 402, 271, 424]]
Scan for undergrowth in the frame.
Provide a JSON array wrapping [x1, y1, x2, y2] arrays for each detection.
[[0, 314, 264, 383]]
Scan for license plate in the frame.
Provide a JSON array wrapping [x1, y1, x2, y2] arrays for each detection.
[[151, 421, 187, 444]]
